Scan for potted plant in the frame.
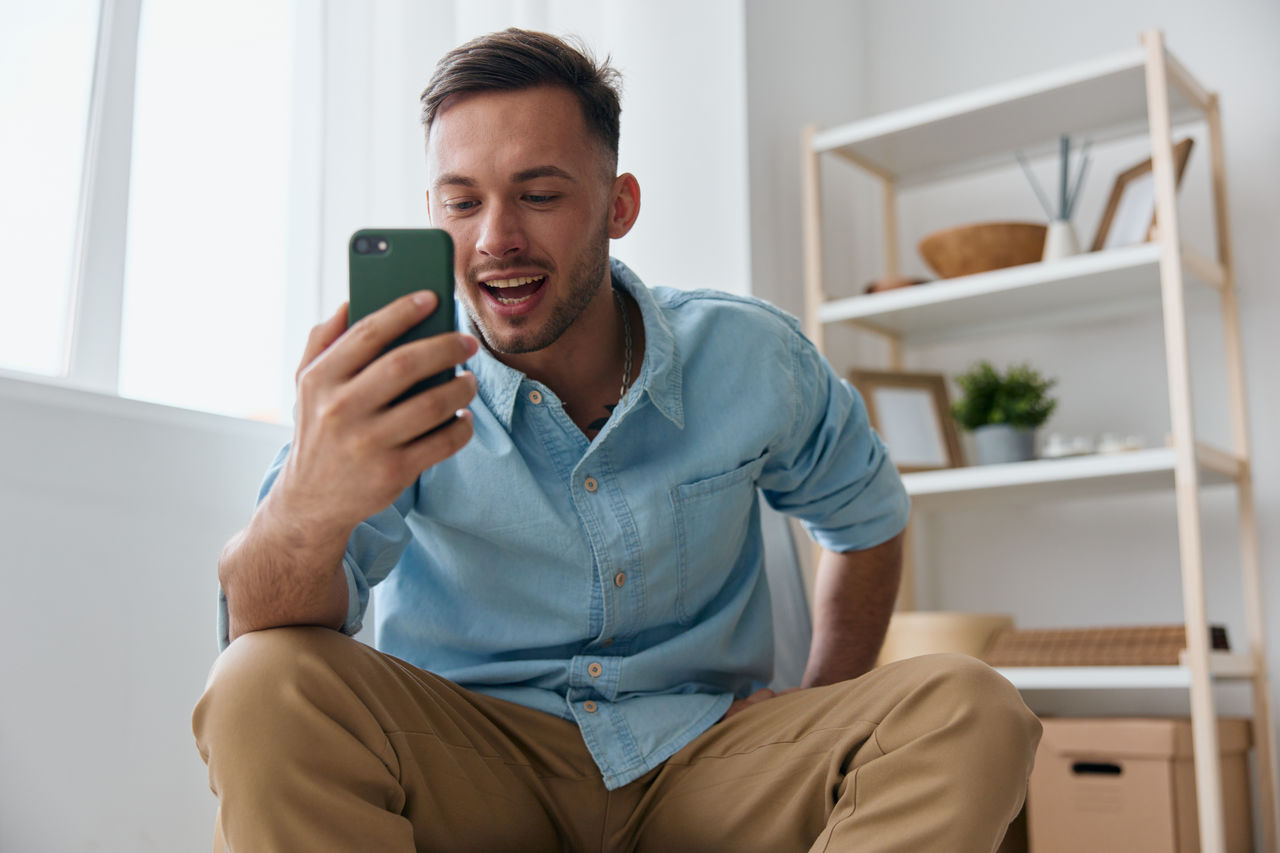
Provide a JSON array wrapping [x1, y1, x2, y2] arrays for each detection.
[[951, 361, 1058, 465]]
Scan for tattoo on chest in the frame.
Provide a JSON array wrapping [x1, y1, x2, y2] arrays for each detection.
[[586, 403, 617, 434]]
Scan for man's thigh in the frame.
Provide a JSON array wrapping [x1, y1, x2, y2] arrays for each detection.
[[624, 679, 874, 852], [625, 654, 1038, 853], [194, 627, 609, 852]]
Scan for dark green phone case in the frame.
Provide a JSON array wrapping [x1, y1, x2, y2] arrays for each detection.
[[348, 228, 457, 403]]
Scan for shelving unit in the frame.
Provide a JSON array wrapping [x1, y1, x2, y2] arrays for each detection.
[[801, 31, 1275, 852]]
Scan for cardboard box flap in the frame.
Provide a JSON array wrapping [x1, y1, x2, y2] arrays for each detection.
[[1039, 717, 1252, 760]]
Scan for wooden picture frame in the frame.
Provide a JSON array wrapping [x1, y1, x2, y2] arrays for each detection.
[[849, 370, 964, 473], [1091, 137, 1194, 252]]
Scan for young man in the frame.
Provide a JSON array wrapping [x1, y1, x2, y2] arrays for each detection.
[[195, 28, 1040, 852]]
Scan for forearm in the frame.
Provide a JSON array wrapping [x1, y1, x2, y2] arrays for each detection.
[[219, 489, 352, 643], [801, 530, 904, 687]]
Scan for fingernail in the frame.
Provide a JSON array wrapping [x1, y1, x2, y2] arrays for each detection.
[[462, 335, 479, 355], [413, 291, 435, 308]]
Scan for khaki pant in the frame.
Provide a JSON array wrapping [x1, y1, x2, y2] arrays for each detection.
[[193, 627, 1040, 852]]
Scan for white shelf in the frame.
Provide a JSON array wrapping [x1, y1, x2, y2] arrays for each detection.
[[1000, 653, 1256, 690], [817, 244, 1222, 345], [902, 445, 1241, 510], [812, 46, 1201, 186]]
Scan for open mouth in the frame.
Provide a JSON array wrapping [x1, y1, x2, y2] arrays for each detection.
[[481, 275, 547, 305]]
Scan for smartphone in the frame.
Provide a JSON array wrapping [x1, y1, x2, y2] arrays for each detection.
[[348, 228, 457, 405]]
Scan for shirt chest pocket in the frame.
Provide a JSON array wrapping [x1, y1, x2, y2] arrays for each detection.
[[669, 455, 767, 626]]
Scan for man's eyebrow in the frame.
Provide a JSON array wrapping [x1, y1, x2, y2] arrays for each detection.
[[512, 165, 576, 183], [433, 172, 477, 189]]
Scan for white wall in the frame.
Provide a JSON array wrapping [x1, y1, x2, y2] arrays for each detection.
[[744, 0, 868, 319], [0, 377, 289, 851], [743, 0, 1279, 730]]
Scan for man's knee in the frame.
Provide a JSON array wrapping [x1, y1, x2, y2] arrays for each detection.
[[882, 653, 1042, 761], [193, 626, 364, 764]]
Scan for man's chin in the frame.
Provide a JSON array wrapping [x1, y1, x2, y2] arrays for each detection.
[[471, 314, 553, 356]]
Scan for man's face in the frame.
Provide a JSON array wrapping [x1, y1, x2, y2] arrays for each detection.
[[426, 85, 617, 355]]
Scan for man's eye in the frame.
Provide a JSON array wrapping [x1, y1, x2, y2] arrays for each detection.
[[525, 194, 557, 204], [446, 200, 478, 212]]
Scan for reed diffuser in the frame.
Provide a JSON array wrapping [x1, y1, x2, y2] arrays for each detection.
[[1017, 135, 1091, 262]]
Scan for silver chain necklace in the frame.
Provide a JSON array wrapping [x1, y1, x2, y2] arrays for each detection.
[[614, 287, 633, 402]]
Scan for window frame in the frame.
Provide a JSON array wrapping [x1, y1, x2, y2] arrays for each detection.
[[64, 0, 141, 393], [11, 0, 324, 425]]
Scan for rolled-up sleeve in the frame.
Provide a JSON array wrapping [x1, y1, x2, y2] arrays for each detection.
[[216, 443, 416, 650], [758, 331, 910, 553]]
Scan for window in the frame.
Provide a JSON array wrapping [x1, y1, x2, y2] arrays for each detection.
[[118, 0, 294, 421], [0, 1, 101, 377]]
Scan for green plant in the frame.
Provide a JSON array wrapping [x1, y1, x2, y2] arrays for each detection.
[[950, 361, 1057, 431]]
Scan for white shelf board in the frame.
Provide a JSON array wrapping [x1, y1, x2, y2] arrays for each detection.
[[903, 446, 1239, 510], [1000, 653, 1256, 690], [818, 244, 1221, 346], [812, 46, 1202, 186]]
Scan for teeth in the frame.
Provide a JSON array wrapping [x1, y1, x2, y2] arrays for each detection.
[[485, 275, 543, 289]]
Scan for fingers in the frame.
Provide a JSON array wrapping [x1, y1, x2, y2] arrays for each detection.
[[297, 301, 350, 377], [319, 290, 441, 380], [356, 332, 478, 410], [723, 688, 778, 720], [400, 408, 475, 474], [375, 371, 479, 446]]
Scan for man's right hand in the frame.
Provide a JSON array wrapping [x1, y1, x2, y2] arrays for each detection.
[[272, 290, 479, 540], [220, 290, 478, 642]]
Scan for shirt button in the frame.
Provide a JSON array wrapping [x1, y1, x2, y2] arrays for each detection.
[[583, 700, 598, 713], [528, 390, 542, 404], [584, 477, 598, 492], [588, 662, 603, 677], [614, 572, 627, 588]]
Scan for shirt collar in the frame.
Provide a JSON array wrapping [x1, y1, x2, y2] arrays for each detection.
[[462, 257, 685, 431]]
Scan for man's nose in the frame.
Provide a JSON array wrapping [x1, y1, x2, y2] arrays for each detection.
[[476, 203, 526, 259]]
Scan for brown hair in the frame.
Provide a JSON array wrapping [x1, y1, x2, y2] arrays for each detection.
[[420, 28, 622, 169]]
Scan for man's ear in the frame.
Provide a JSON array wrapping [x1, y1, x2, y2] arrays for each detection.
[[607, 173, 641, 240]]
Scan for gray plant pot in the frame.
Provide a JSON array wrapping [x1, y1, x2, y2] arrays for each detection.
[[972, 424, 1037, 465]]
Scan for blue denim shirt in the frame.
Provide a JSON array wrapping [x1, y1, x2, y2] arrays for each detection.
[[219, 259, 909, 789]]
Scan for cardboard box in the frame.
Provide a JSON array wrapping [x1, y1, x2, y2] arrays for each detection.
[[1027, 717, 1252, 853]]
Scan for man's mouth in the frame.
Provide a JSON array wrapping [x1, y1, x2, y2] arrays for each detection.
[[481, 275, 547, 305]]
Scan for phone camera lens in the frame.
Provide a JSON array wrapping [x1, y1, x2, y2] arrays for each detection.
[[355, 237, 371, 254]]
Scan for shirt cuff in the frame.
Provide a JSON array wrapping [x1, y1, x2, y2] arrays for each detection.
[[803, 450, 911, 553]]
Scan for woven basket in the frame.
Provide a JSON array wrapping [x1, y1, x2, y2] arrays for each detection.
[[918, 221, 1047, 279], [982, 623, 1230, 667]]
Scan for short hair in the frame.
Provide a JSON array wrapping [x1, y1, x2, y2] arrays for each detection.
[[420, 28, 622, 168]]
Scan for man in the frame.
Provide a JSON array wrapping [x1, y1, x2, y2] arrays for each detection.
[[195, 28, 1040, 852]]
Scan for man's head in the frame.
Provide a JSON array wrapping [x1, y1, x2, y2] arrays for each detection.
[[420, 30, 639, 359], [421, 28, 622, 181]]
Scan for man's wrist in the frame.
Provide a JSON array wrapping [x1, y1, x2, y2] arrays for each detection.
[[260, 476, 358, 555]]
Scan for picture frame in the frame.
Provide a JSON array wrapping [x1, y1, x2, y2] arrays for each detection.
[[848, 370, 964, 473], [1091, 138, 1194, 252]]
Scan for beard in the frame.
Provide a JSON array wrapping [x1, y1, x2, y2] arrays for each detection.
[[461, 219, 611, 356]]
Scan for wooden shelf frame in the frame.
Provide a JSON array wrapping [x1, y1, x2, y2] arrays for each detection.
[[800, 30, 1277, 852]]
